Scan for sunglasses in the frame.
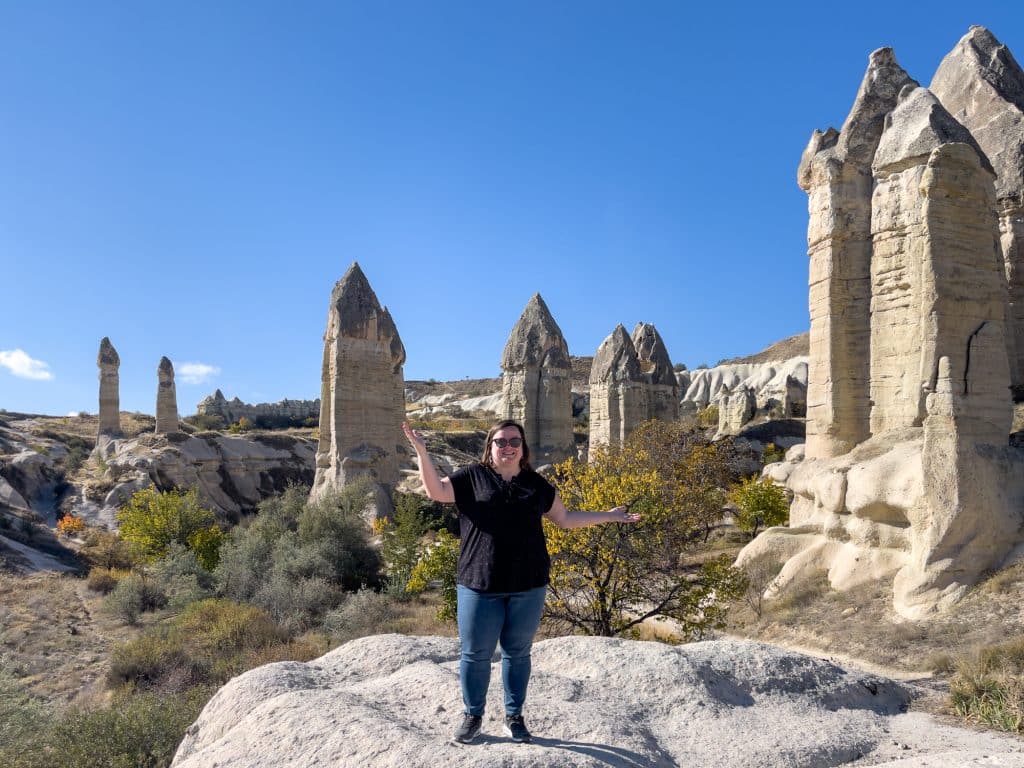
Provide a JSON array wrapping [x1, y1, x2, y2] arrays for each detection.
[[492, 437, 523, 448]]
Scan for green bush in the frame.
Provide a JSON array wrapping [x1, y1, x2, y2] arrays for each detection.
[[215, 481, 380, 631], [86, 566, 125, 594], [322, 587, 398, 642], [150, 543, 215, 610], [381, 493, 430, 598], [117, 488, 224, 569], [102, 573, 167, 625], [730, 476, 790, 538]]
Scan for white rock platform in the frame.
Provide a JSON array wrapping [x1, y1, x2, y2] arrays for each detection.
[[171, 634, 1024, 767]]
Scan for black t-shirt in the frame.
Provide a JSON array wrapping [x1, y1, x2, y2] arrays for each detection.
[[449, 463, 557, 593]]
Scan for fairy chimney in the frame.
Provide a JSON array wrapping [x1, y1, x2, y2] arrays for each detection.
[[797, 48, 917, 458], [931, 26, 1024, 392], [588, 325, 647, 454], [631, 322, 679, 423], [155, 357, 179, 434], [311, 263, 406, 505], [500, 294, 574, 465], [97, 337, 121, 438]]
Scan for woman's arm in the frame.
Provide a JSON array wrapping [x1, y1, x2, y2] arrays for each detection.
[[543, 494, 641, 529], [403, 422, 455, 504]]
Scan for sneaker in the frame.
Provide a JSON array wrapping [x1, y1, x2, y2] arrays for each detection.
[[503, 714, 531, 743], [453, 714, 483, 744]]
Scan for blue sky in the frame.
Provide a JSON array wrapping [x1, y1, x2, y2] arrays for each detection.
[[3, 2, 1023, 416]]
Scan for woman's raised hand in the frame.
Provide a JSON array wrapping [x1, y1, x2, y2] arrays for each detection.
[[403, 421, 427, 452]]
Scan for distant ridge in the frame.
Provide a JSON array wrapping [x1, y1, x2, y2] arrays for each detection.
[[720, 332, 809, 366]]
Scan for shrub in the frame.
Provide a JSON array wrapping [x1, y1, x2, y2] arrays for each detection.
[[322, 587, 398, 642], [696, 405, 719, 427], [730, 476, 790, 538], [108, 598, 285, 692], [102, 573, 167, 625], [117, 487, 224, 569], [762, 442, 785, 465], [56, 515, 85, 537], [184, 413, 227, 431], [80, 530, 142, 570], [86, 566, 127, 594], [149, 543, 215, 610], [406, 530, 460, 621]]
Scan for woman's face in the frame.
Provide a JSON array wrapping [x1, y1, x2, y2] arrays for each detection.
[[489, 426, 524, 470]]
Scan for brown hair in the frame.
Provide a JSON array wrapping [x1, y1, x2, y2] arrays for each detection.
[[481, 419, 532, 472]]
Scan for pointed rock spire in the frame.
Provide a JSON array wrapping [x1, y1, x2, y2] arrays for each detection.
[[632, 322, 680, 423], [500, 293, 573, 465], [155, 356, 179, 434], [590, 325, 641, 384], [588, 326, 646, 454], [97, 337, 122, 438], [312, 263, 406, 509]]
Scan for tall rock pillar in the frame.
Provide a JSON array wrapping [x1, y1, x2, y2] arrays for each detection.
[[797, 49, 916, 458], [155, 357, 179, 434], [931, 26, 1024, 394], [500, 293, 574, 465], [869, 87, 1007, 435], [311, 263, 406, 503], [631, 322, 679, 423], [97, 337, 122, 438], [588, 325, 648, 454]]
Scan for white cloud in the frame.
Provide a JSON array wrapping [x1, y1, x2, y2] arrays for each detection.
[[178, 362, 221, 385], [0, 349, 54, 381]]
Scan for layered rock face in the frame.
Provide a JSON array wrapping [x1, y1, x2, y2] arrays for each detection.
[[742, 30, 1024, 619], [797, 48, 916, 458], [96, 337, 121, 438], [155, 357, 179, 434], [631, 322, 679, 423], [196, 390, 320, 426], [716, 385, 756, 438], [931, 27, 1024, 392], [588, 325, 648, 453], [90, 432, 315, 525], [500, 294, 574, 465], [311, 263, 406, 505], [682, 358, 808, 417]]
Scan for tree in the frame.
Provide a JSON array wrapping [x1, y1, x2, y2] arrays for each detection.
[[546, 421, 746, 639], [730, 476, 789, 538], [116, 488, 224, 569], [406, 530, 460, 621], [381, 493, 430, 598]]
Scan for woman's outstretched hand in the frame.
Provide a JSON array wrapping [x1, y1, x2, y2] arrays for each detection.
[[609, 505, 641, 523], [403, 421, 427, 452]]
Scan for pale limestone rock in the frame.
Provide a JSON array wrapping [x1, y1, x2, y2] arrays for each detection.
[[715, 385, 756, 438], [681, 358, 808, 414], [588, 325, 647, 453], [96, 337, 121, 438], [155, 357, 179, 434], [500, 294, 574, 465], [92, 432, 315, 522], [931, 26, 1024, 391], [311, 263, 406, 510], [742, 33, 1024, 619], [798, 48, 917, 459], [870, 90, 1001, 435], [631, 322, 679, 423]]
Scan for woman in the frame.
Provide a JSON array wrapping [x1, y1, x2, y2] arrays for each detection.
[[403, 419, 639, 745]]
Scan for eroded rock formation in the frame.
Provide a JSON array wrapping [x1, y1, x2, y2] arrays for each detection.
[[196, 390, 320, 427], [931, 26, 1024, 392], [155, 357, 179, 434], [500, 294, 574, 465], [97, 338, 121, 438], [716, 385, 756, 438], [632, 322, 679, 423], [742, 30, 1024, 619], [588, 325, 647, 453], [311, 263, 406, 511]]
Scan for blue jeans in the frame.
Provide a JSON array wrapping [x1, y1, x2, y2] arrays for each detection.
[[456, 583, 547, 717]]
